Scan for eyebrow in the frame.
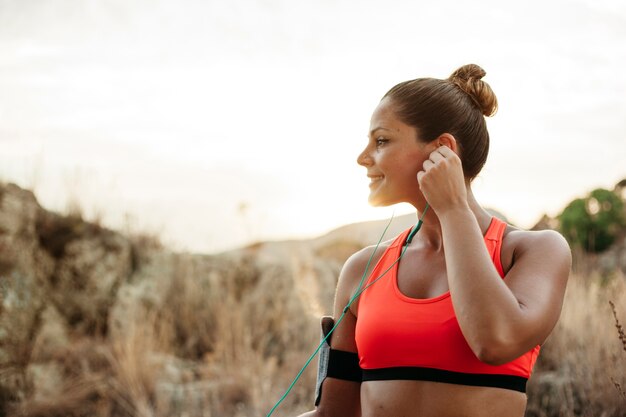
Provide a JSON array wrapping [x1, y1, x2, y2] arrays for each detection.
[[369, 127, 393, 136]]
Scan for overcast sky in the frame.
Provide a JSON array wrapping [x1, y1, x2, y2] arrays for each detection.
[[1, 0, 625, 253]]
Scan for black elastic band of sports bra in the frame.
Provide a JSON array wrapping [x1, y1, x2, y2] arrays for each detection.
[[362, 367, 527, 393], [326, 349, 362, 382]]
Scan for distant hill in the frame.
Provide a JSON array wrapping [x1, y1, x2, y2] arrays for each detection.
[[312, 208, 511, 251], [235, 208, 511, 268]]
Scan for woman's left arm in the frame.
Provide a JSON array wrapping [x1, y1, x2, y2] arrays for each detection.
[[418, 144, 571, 365], [439, 207, 571, 365]]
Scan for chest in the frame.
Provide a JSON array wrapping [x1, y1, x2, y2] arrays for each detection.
[[396, 250, 449, 299], [394, 235, 515, 300]]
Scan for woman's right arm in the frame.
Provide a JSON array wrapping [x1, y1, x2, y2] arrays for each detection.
[[296, 247, 379, 417]]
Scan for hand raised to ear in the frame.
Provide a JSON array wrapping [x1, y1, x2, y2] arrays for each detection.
[[417, 145, 469, 215]]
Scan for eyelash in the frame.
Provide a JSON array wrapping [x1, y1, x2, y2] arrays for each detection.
[[375, 137, 388, 148]]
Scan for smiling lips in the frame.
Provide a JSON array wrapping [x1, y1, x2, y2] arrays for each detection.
[[368, 175, 384, 186]]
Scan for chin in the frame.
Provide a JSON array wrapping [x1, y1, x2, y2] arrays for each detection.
[[368, 196, 394, 207]]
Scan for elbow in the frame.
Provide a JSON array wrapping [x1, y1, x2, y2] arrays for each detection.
[[467, 319, 531, 366], [471, 335, 520, 366], [474, 344, 512, 366]]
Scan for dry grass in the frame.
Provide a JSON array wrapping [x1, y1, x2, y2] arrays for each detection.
[[526, 272, 626, 417], [3, 242, 626, 416]]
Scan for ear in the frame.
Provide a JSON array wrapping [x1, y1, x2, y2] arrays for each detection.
[[434, 133, 459, 155]]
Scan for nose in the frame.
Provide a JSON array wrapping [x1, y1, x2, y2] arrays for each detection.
[[357, 146, 373, 167]]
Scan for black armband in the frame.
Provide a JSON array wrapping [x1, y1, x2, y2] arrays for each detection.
[[327, 349, 362, 381], [314, 316, 362, 406]]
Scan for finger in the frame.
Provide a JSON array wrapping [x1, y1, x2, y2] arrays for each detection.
[[436, 145, 455, 157], [429, 151, 445, 163], [417, 170, 425, 185], [422, 159, 435, 170]]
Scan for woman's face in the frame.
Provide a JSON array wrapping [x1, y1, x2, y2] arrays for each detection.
[[357, 97, 435, 207]]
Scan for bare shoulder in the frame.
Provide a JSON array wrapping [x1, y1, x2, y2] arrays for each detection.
[[337, 238, 394, 312], [342, 239, 393, 279], [500, 225, 572, 285], [504, 226, 571, 260]]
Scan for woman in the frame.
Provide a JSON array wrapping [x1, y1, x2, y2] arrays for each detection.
[[297, 64, 571, 417]]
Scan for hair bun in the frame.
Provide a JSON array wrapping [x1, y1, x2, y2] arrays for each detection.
[[448, 64, 498, 117]]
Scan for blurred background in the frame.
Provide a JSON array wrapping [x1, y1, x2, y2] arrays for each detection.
[[1, 1, 626, 417], [1, 0, 625, 253]]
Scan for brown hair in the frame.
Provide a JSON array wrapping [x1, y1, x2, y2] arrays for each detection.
[[382, 64, 498, 181]]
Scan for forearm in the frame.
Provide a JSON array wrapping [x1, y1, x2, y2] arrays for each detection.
[[438, 206, 523, 361]]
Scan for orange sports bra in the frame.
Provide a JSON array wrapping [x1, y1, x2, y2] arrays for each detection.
[[354, 217, 540, 393]]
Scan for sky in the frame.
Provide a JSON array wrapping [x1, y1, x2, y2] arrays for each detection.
[[1, 0, 625, 254]]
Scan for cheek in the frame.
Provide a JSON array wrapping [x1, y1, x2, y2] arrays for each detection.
[[403, 154, 427, 175], [392, 165, 421, 188]]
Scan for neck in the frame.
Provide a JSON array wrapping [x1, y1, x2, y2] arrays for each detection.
[[413, 185, 493, 251]]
